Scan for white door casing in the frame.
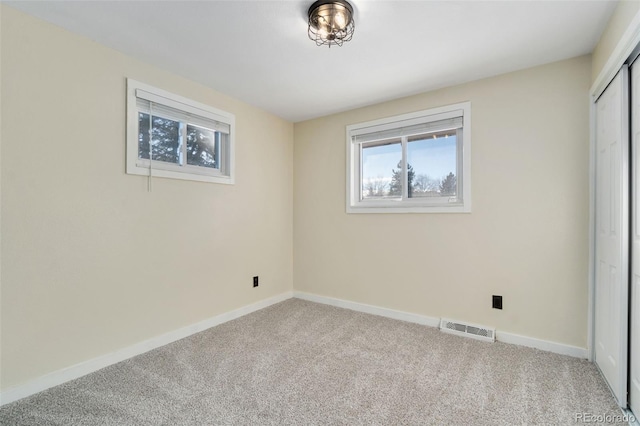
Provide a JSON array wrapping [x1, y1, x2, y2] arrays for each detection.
[[594, 66, 630, 408], [630, 60, 640, 416]]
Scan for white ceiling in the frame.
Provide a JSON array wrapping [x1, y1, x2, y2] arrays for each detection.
[[5, 0, 617, 122]]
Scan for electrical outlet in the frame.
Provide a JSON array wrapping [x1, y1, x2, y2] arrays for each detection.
[[492, 295, 503, 310], [253, 276, 259, 288]]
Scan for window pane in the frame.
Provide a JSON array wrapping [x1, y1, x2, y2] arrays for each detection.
[[187, 124, 219, 169], [407, 131, 457, 198], [361, 140, 401, 199], [138, 113, 182, 165]]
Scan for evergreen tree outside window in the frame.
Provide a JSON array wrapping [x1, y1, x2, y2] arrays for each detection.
[[126, 79, 235, 185]]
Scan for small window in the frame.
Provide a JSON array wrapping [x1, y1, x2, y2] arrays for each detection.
[[126, 79, 235, 184], [346, 102, 471, 213]]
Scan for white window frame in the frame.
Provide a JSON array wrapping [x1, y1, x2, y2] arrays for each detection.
[[346, 102, 471, 213], [126, 79, 235, 184]]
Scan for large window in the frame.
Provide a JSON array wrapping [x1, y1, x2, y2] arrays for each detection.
[[347, 102, 471, 213], [126, 79, 235, 184]]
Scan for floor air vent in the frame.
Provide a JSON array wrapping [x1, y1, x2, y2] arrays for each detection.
[[439, 318, 495, 342]]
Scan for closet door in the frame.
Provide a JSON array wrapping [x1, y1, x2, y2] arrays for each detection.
[[631, 60, 640, 416], [594, 66, 629, 407]]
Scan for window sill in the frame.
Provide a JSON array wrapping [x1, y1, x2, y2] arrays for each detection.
[[127, 165, 234, 185], [347, 202, 471, 214]]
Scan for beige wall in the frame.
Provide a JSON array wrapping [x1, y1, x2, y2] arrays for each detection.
[[294, 56, 592, 348], [0, 1, 602, 393], [0, 5, 293, 390], [592, 0, 640, 83]]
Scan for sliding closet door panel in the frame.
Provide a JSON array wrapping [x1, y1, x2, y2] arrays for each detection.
[[595, 67, 629, 407], [631, 61, 640, 416]]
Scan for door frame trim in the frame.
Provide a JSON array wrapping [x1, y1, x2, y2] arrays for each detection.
[[589, 7, 640, 364], [591, 10, 640, 100]]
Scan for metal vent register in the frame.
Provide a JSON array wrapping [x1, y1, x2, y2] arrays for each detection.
[[440, 318, 495, 342]]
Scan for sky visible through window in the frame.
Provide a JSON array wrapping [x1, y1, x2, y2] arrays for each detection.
[[362, 134, 456, 196]]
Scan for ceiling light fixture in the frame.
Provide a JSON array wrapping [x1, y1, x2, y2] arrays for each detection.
[[307, 0, 355, 48]]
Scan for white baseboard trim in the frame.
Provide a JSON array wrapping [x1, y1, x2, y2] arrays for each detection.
[[2, 290, 590, 406], [293, 291, 441, 328], [294, 291, 588, 359], [0, 291, 293, 407], [495, 331, 588, 359]]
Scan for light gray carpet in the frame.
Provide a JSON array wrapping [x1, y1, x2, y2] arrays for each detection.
[[0, 299, 627, 425]]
